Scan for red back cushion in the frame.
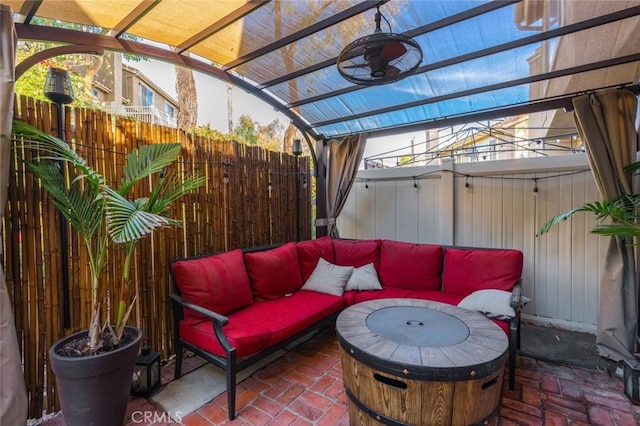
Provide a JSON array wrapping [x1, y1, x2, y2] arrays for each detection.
[[379, 240, 443, 290], [171, 249, 253, 320], [333, 239, 381, 269], [443, 248, 523, 296], [244, 242, 303, 300], [297, 237, 335, 281]]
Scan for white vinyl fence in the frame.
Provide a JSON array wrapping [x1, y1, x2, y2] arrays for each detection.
[[337, 154, 606, 333]]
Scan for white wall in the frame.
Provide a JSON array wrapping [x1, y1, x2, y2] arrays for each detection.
[[337, 154, 605, 333]]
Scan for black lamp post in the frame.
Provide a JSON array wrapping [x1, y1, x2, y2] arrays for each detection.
[[292, 139, 303, 241], [44, 67, 74, 328]]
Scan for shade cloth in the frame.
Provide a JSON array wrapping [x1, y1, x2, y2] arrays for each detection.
[[0, 4, 28, 425], [572, 88, 639, 361], [325, 134, 367, 238]]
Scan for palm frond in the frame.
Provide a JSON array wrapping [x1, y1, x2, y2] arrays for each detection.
[[118, 143, 183, 195], [13, 120, 104, 189], [145, 169, 205, 216], [27, 160, 103, 237], [102, 186, 174, 244], [592, 224, 640, 239], [578, 201, 631, 222], [623, 162, 640, 176]]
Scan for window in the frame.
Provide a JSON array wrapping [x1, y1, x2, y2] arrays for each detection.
[[164, 102, 175, 118], [140, 85, 153, 106]]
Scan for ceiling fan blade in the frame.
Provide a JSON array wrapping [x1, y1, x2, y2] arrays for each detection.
[[385, 65, 400, 77], [380, 41, 407, 62], [341, 63, 370, 69]]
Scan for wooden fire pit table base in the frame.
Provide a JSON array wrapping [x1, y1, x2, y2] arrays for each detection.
[[336, 298, 508, 426]]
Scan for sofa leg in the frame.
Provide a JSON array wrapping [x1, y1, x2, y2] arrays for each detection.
[[174, 343, 183, 380], [509, 344, 516, 390], [509, 318, 518, 390], [517, 315, 522, 350], [226, 353, 237, 420]]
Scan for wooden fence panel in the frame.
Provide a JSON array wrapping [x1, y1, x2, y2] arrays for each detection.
[[2, 95, 312, 419]]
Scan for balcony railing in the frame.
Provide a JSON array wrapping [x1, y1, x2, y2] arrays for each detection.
[[102, 105, 177, 128]]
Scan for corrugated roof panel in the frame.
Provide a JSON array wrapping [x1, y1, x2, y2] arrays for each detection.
[[191, 0, 362, 69], [314, 60, 640, 138], [315, 85, 529, 137], [230, 0, 493, 84], [33, 0, 140, 28], [127, 1, 245, 56]]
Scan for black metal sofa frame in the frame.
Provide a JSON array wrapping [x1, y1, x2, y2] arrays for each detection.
[[169, 245, 342, 420]]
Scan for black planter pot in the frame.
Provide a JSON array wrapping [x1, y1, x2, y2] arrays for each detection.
[[49, 326, 143, 426]]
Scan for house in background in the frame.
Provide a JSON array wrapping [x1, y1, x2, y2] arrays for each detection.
[[92, 51, 178, 128]]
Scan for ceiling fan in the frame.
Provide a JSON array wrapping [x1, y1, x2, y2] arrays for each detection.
[[337, 5, 423, 86]]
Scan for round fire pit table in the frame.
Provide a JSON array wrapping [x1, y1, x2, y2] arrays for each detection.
[[336, 298, 508, 425]]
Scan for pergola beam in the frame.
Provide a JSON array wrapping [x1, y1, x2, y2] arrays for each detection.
[[365, 83, 640, 139], [15, 45, 104, 79], [112, 0, 160, 38]]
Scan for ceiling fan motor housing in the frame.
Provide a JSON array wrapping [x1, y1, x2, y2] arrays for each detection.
[[364, 43, 387, 77]]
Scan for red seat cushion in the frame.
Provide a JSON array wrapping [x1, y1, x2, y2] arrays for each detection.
[[171, 249, 253, 320], [379, 240, 442, 290], [443, 248, 523, 296], [179, 290, 344, 357], [244, 242, 304, 300], [297, 237, 335, 282], [333, 239, 381, 269], [342, 290, 359, 306]]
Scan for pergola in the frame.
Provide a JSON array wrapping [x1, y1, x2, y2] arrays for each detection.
[[1, 1, 640, 424]]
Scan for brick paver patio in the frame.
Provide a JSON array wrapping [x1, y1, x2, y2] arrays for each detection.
[[37, 327, 640, 425]]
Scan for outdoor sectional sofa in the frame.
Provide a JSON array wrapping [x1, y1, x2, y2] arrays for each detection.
[[169, 237, 524, 420]]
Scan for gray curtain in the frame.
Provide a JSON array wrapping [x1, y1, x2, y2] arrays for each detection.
[[573, 88, 639, 361], [323, 134, 367, 238], [0, 5, 28, 424]]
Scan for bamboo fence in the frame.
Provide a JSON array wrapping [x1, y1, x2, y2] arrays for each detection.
[[2, 95, 312, 418]]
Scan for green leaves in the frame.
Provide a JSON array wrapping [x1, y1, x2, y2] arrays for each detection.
[[13, 119, 205, 347], [103, 186, 174, 244], [104, 143, 205, 244], [538, 167, 640, 242], [27, 160, 104, 239], [13, 119, 104, 190], [118, 143, 183, 195]]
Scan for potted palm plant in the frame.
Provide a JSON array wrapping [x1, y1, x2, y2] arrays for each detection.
[[12, 119, 205, 426]]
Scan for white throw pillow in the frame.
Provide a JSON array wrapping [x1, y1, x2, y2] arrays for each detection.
[[301, 258, 353, 296], [458, 289, 532, 320], [345, 262, 382, 291]]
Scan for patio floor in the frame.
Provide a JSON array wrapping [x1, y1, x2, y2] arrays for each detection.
[[37, 326, 640, 426]]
